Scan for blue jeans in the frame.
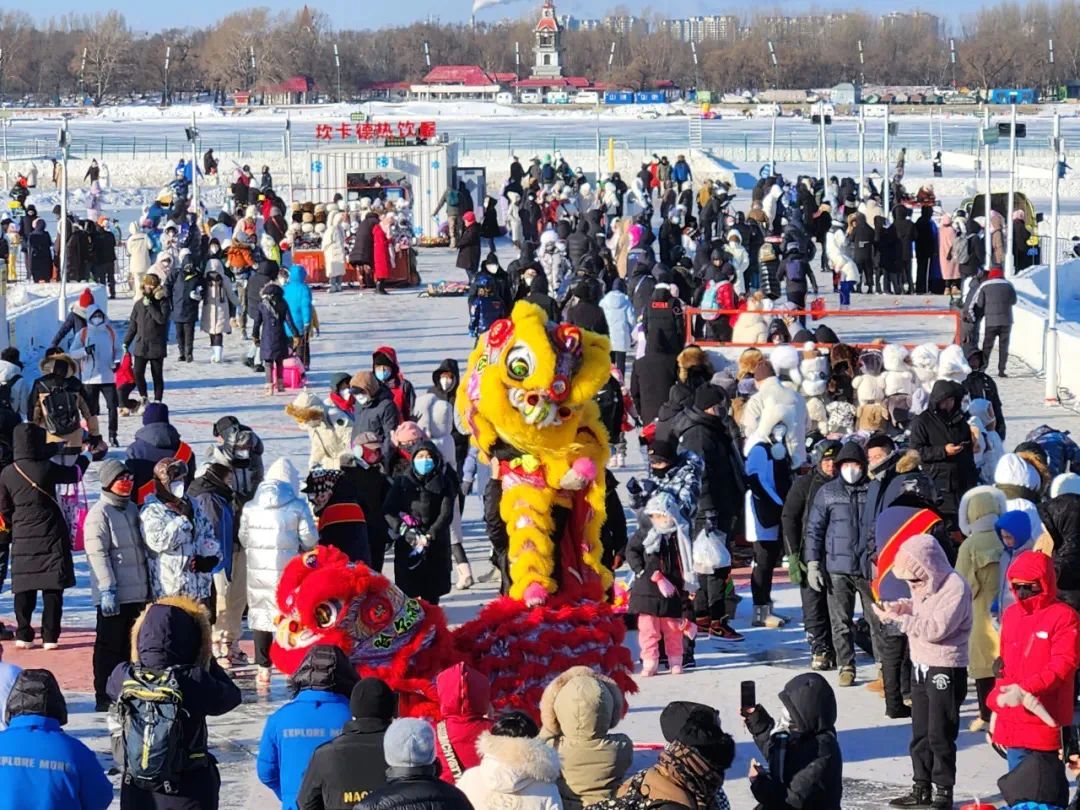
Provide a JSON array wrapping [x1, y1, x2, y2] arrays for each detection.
[[839, 280, 855, 306], [1007, 747, 1035, 771]]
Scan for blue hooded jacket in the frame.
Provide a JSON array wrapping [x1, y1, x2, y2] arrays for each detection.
[[0, 669, 113, 810], [283, 265, 313, 337], [256, 646, 357, 810]]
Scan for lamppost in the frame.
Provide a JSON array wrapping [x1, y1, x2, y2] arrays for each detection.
[[1046, 110, 1063, 404], [334, 44, 342, 102], [163, 46, 171, 106], [57, 118, 71, 321]]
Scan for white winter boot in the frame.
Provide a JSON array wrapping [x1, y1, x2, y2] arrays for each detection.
[[455, 562, 474, 590], [213, 345, 224, 363]]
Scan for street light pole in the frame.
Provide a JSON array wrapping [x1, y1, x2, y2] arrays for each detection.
[[189, 111, 199, 223], [58, 119, 70, 321], [1046, 109, 1062, 404], [163, 46, 170, 106], [769, 111, 776, 175], [334, 43, 341, 103], [858, 106, 865, 199], [1005, 103, 1017, 275], [983, 106, 992, 273], [285, 115, 294, 210], [883, 104, 891, 224]]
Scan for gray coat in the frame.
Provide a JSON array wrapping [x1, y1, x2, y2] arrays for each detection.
[[83, 491, 150, 606]]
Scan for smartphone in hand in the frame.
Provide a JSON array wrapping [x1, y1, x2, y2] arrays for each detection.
[[740, 680, 756, 717]]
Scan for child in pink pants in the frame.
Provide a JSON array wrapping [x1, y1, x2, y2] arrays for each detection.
[[627, 493, 698, 676]]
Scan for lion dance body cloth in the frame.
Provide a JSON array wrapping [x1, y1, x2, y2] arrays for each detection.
[[272, 302, 635, 719]]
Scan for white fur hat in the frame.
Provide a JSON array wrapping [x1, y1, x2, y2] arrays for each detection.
[[1052, 472, 1080, 499]]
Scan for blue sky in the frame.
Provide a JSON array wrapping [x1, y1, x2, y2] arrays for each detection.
[[36, 0, 986, 32]]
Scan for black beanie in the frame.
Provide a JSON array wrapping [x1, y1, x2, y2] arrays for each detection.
[[350, 677, 398, 722], [649, 438, 678, 465], [694, 384, 726, 413]]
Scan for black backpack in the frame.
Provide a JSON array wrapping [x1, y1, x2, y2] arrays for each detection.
[[117, 666, 188, 794], [41, 383, 80, 436]]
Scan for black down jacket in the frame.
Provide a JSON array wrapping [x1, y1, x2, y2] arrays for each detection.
[[1037, 493, 1080, 614], [355, 768, 475, 810], [0, 424, 88, 592], [383, 441, 455, 604], [804, 443, 871, 579], [907, 380, 978, 520], [125, 294, 171, 360], [747, 672, 843, 810]]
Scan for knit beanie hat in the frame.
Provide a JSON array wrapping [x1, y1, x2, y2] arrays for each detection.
[[78, 288, 95, 309], [303, 468, 343, 497], [392, 421, 427, 447], [99, 459, 130, 489], [142, 402, 170, 425], [383, 718, 436, 768], [694, 384, 726, 413], [350, 678, 397, 722]]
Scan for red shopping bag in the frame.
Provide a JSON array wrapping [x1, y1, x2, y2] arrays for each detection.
[[115, 352, 135, 388], [810, 297, 826, 321]]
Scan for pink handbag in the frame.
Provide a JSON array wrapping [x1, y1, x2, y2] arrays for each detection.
[[60, 481, 89, 552]]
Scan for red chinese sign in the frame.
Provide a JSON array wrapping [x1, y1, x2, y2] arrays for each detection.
[[314, 121, 437, 142]]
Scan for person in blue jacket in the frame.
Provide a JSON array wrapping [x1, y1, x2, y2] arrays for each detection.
[[282, 264, 313, 367], [0, 667, 113, 810], [257, 644, 357, 810], [468, 271, 507, 339]]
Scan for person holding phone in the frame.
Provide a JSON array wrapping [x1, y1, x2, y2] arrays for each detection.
[[873, 534, 971, 810], [908, 379, 978, 532], [744, 672, 843, 810]]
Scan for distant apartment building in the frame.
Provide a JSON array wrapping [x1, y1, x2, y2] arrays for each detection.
[[881, 10, 942, 37], [660, 15, 739, 43], [604, 15, 650, 36], [558, 15, 601, 31], [759, 13, 850, 38]]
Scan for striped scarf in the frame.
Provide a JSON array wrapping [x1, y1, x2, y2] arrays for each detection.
[[656, 741, 726, 810]]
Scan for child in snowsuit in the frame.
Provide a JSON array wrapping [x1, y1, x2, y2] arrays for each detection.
[[468, 272, 507, 339], [626, 491, 698, 677]]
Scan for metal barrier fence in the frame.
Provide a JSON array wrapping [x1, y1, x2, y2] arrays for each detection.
[[0, 127, 1051, 163], [8, 242, 132, 293]]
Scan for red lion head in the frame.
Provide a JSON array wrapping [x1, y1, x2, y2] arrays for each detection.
[[271, 546, 461, 718]]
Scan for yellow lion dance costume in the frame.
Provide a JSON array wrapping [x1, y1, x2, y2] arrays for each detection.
[[457, 301, 612, 603], [454, 301, 635, 717]]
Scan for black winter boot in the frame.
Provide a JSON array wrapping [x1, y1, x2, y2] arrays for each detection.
[[889, 782, 932, 808], [930, 785, 953, 810]]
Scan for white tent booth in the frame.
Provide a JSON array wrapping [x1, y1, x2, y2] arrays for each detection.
[[306, 143, 458, 239]]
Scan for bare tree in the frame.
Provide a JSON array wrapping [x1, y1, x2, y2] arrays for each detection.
[[73, 12, 133, 105]]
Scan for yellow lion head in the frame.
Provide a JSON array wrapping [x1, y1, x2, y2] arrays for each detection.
[[457, 301, 611, 458]]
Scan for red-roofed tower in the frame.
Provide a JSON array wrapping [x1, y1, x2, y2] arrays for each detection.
[[531, 1, 563, 79]]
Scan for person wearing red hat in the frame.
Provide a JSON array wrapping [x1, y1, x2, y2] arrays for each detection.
[[456, 210, 481, 282], [972, 265, 1016, 378], [48, 287, 94, 351]]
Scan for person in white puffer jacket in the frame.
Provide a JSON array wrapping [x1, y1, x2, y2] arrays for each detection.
[[827, 219, 860, 308], [457, 713, 564, 810], [240, 457, 317, 685], [415, 358, 473, 590], [68, 306, 123, 447]]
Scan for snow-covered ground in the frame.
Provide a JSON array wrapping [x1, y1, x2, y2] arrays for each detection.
[[3, 240, 1079, 808]]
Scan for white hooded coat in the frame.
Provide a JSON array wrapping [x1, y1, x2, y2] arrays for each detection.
[[457, 733, 564, 810], [241, 458, 317, 632], [68, 309, 122, 385], [323, 212, 346, 279]]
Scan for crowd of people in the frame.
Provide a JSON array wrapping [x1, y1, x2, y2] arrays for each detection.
[[0, 145, 1073, 810]]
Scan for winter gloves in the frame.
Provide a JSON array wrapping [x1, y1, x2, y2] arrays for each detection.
[[807, 561, 825, 593]]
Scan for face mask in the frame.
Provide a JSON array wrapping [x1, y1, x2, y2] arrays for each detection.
[[356, 393, 371, 406], [439, 377, 454, 392], [234, 448, 250, 461], [1014, 582, 1042, 601], [111, 478, 134, 498], [840, 465, 862, 484], [338, 387, 354, 402], [770, 442, 787, 461], [169, 480, 185, 498], [650, 464, 669, 477], [375, 368, 391, 383], [90, 314, 105, 326], [413, 457, 436, 476]]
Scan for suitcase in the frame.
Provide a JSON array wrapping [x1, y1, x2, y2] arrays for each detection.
[[281, 356, 306, 389]]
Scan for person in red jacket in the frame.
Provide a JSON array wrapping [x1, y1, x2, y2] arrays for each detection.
[[372, 213, 393, 295], [990, 550, 1080, 771], [372, 345, 416, 422], [433, 662, 493, 783]]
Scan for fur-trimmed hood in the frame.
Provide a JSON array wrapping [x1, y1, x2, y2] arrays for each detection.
[[676, 346, 712, 375], [476, 732, 562, 787], [937, 343, 971, 383], [131, 595, 213, 670], [539, 665, 624, 740], [959, 485, 1007, 536], [896, 449, 922, 474], [286, 390, 328, 427], [883, 344, 910, 373], [38, 352, 77, 378], [737, 348, 764, 380]]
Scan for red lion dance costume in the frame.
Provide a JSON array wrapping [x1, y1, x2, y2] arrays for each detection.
[[272, 302, 634, 719]]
